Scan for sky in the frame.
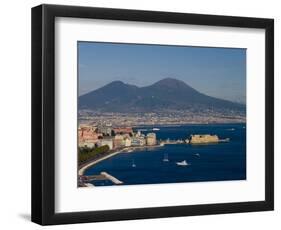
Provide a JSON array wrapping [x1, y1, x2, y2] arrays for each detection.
[[78, 42, 246, 104]]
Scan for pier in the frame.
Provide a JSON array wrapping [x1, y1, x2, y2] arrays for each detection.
[[160, 139, 186, 145], [80, 171, 123, 186], [101, 172, 123, 185]]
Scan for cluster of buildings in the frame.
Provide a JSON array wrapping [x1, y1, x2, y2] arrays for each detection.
[[78, 125, 157, 150], [78, 124, 227, 150], [78, 108, 246, 127]]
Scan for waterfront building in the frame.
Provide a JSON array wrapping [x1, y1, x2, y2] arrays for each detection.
[[78, 141, 96, 148], [78, 125, 102, 147], [139, 136, 146, 146], [131, 137, 141, 146], [124, 137, 132, 147], [113, 134, 125, 148], [136, 130, 141, 137], [131, 136, 145, 146], [146, 133, 157, 146], [100, 138, 113, 150]]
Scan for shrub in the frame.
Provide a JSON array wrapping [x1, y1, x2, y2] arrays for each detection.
[[78, 145, 110, 164]]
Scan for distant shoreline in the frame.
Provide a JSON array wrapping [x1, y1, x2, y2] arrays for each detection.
[[79, 121, 246, 129], [131, 122, 246, 128]]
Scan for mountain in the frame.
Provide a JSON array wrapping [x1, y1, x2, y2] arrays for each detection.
[[79, 78, 245, 112]]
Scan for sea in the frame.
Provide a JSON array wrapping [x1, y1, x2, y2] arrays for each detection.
[[84, 123, 246, 186]]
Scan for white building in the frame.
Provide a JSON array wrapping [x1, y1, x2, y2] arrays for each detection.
[[139, 136, 146, 146], [124, 137, 132, 147], [101, 138, 113, 150], [78, 142, 96, 148], [146, 133, 157, 146], [113, 134, 125, 148]]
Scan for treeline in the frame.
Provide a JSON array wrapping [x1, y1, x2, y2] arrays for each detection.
[[78, 145, 110, 164]]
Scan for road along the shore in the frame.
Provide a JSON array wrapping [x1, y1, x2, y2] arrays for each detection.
[[78, 150, 122, 176], [78, 145, 163, 176]]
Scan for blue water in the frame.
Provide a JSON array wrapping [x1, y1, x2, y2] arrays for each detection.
[[84, 123, 246, 186]]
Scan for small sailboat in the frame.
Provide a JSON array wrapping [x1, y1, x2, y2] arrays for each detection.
[[132, 159, 136, 168], [176, 160, 189, 166], [163, 153, 169, 162]]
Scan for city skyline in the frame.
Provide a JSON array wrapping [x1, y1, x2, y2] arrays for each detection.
[[78, 41, 246, 104]]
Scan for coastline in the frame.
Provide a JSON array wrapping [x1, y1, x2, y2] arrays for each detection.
[[132, 122, 246, 128], [78, 123, 244, 177], [78, 150, 122, 176], [78, 145, 163, 176]]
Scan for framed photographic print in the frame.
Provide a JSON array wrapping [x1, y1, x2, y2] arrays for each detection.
[[31, 4, 274, 225]]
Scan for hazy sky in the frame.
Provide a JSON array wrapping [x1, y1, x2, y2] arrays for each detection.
[[78, 42, 246, 104]]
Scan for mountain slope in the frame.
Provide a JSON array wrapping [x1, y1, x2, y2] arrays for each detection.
[[79, 78, 245, 112]]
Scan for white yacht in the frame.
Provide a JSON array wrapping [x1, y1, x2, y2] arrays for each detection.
[[176, 160, 189, 166]]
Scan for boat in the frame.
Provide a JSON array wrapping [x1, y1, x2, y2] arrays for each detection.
[[152, 128, 160, 131], [163, 153, 169, 162], [194, 153, 200, 157], [176, 160, 189, 166], [132, 159, 136, 168], [138, 129, 148, 131]]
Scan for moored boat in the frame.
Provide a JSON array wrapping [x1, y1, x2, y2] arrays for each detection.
[[163, 153, 169, 162], [176, 160, 189, 166]]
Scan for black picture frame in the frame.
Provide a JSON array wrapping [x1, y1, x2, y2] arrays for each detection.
[[31, 4, 274, 225]]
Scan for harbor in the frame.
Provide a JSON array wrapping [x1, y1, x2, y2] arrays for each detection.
[[79, 123, 245, 187], [78, 134, 230, 187]]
